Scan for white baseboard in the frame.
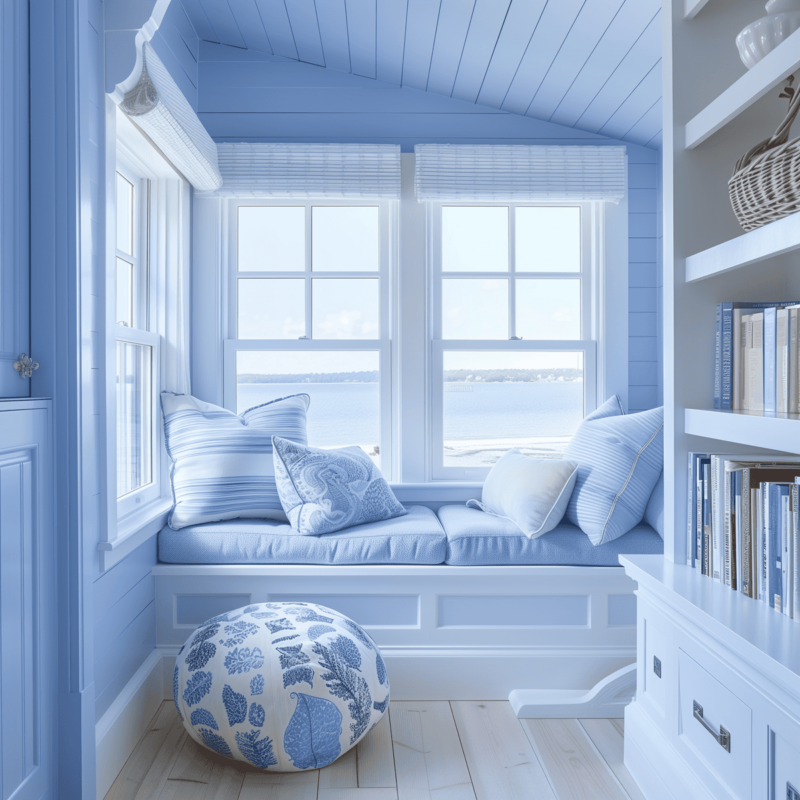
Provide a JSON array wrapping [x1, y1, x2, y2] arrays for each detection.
[[624, 700, 715, 800], [509, 662, 636, 718], [95, 649, 165, 800]]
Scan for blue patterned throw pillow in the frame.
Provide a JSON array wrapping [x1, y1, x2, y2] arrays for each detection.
[[161, 393, 309, 530], [272, 438, 407, 535], [565, 396, 664, 546]]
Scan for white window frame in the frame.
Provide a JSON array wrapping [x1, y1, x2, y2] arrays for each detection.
[[103, 107, 191, 561], [113, 155, 163, 519], [223, 199, 398, 479], [427, 200, 600, 481]]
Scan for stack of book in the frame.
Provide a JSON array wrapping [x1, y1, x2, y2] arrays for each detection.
[[688, 453, 800, 621], [714, 301, 800, 413]]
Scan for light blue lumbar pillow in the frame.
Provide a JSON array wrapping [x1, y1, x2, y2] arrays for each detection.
[[466, 450, 579, 539], [272, 438, 407, 536], [565, 396, 664, 546], [643, 470, 664, 539], [161, 392, 309, 530]]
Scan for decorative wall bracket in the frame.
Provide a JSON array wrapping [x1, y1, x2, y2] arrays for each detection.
[[13, 354, 39, 379]]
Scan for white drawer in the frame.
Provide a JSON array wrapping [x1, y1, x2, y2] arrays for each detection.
[[643, 615, 668, 716], [678, 649, 752, 800], [772, 728, 800, 800]]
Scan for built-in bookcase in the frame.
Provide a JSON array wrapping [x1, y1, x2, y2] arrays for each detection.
[[663, 0, 800, 566], [621, 4, 800, 797]]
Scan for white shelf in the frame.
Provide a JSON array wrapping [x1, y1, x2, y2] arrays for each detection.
[[683, 0, 711, 21], [685, 209, 800, 282], [685, 407, 800, 453], [685, 27, 800, 149]]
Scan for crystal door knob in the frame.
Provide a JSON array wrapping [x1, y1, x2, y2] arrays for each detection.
[[13, 354, 39, 379]]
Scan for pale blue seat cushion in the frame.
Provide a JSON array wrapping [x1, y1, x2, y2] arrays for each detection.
[[439, 504, 663, 566], [564, 396, 664, 546], [158, 505, 445, 565]]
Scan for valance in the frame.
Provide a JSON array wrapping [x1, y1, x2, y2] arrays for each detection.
[[414, 144, 626, 204], [120, 43, 222, 192], [205, 143, 402, 198]]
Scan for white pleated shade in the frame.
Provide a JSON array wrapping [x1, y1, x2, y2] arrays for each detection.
[[204, 143, 402, 198], [120, 44, 223, 192], [414, 144, 626, 203]]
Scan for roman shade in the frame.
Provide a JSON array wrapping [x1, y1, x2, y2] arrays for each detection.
[[120, 43, 223, 192], [414, 144, 626, 203], [206, 143, 402, 198]]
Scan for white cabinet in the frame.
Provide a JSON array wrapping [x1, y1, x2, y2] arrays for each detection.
[[0, 400, 55, 799], [622, 556, 800, 800]]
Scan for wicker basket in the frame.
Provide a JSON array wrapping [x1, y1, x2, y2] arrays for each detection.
[[729, 79, 800, 232]]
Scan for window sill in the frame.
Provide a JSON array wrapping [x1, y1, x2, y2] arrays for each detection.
[[390, 483, 482, 504], [98, 497, 172, 571]]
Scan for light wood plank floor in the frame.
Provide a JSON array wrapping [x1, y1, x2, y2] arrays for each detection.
[[106, 701, 642, 800]]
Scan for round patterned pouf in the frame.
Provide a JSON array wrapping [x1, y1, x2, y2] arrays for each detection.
[[173, 602, 390, 771]]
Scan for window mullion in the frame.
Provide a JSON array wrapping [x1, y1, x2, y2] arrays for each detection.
[[305, 202, 312, 339], [508, 204, 516, 340]]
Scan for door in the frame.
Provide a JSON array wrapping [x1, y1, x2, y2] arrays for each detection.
[[0, 401, 54, 800], [0, 0, 30, 397]]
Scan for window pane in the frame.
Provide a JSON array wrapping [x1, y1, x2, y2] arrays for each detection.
[[236, 350, 381, 465], [238, 279, 305, 339], [312, 207, 379, 272], [238, 207, 305, 272], [442, 206, 508, 272], [442, 350, 584, 466], [516, 279, 581, 340], [312, 279, 379, 339], [116, 258, 133, 327], [116, 341, 153, 497], [116, 172, 134, 256], [442, 279, 508, 339], [516, 207, 580, 272]]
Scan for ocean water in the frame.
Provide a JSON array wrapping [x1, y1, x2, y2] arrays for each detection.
[[236, 381, 583, 449]]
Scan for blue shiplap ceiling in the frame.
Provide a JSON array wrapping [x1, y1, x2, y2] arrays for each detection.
[[178, 0, 662, 148]]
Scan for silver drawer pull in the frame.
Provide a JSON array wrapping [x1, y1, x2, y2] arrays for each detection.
[[693, 701, 731, 752]]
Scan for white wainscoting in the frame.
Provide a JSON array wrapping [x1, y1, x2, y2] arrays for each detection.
[[153, 564, 638, 700]]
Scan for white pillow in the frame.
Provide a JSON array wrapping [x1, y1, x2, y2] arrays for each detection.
[[467, 450, 579, 539]]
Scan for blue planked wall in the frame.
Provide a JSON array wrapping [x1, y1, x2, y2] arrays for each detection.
[[196, 45, 662, 409], [151, 0, 200, 110], [92, 538, 157, 722], [628, 152, 661, 413]]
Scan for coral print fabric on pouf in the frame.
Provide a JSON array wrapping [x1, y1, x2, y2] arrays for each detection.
[[173, 602, 390, 771]]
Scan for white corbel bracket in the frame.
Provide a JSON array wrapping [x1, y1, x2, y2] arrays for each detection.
[[105, 0, 172, 102]]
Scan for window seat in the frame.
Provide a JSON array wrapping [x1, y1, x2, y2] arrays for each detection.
[[157, 503, 662, 566]]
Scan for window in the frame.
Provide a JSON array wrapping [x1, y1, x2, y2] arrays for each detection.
[[106, 109, 191, 553], [114, 161, 160, 515], [430, 203, 597, 480], [225, 202, 394, 472]]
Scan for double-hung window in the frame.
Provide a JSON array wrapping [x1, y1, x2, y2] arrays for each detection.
[[114, 159, 161, 516], [225, 201, 394, 474], [430, 203, 597, 480], [106, 109, 191, 558]]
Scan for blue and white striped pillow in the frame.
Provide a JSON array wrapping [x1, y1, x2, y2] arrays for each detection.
[[161, 393, 309, 530], [565, 397, 664, 545]]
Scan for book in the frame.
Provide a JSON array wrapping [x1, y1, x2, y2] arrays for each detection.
[[741, 468, 752, 596], [716, 302, 799, 410], [733, 308, 743, 410], [792, 478, 800, 622], [764, 307, 777, 415], [777, 308, 789, 413], [742, 313, 753, 411], [786, 308, 800, 414], [750, 313, 764, 411], [703, 462, 711, 578]]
